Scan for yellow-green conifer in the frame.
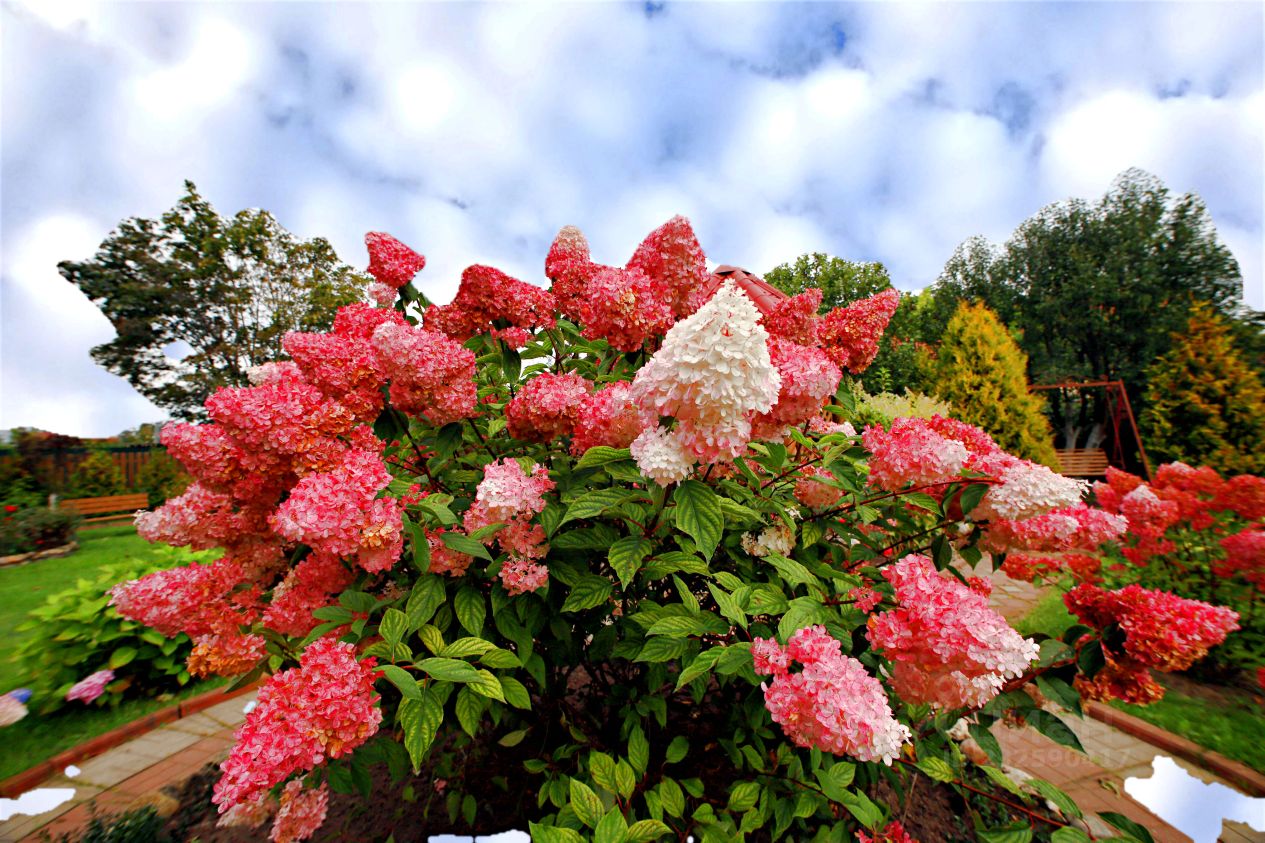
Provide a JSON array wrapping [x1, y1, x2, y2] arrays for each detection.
[[934, 301, 1060, 468], [1143, 303, 1265, 474]]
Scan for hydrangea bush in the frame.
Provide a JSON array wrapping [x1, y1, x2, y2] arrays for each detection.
[[108, 219, 1237, 842]]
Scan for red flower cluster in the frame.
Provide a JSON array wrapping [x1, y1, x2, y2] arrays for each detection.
[[425, 264, 557, 341], [818, 289, 901, 373], [213, 638, 381, 813], [1064, 583, 1239, 703], [505, 372, 592, 443], [364, 231, 425, 289]]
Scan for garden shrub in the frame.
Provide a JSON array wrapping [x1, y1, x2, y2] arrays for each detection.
[[0, 506, 78, 555], [96, 220, 1239, 842], [136, 450, 192, 507], [66, 450, 128, 498], [56, 806, 166, 843], [16, 555, 195, 713], [0, 458, 44, 510]]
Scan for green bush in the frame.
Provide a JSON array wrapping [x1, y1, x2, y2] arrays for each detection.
[[56, 807, 167, 843], [67, 451, 128, 498], [0, 458, 44, 510], [16, 556, 195, 713], [135, 450, 191, 508], [0, 507, 78, 555]]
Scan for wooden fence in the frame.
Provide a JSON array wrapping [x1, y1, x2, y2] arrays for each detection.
[[0, 445, 162, 490]]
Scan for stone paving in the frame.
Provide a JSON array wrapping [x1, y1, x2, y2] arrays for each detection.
[[0, 692, 254, 843]]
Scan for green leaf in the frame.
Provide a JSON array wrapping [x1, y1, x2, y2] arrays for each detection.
[[404, 518, 431, 572], [499, 729, 528, 747], [916, 755, 956, 782], [379, 607, 409, 646], [665, 736, 689, 764], [959, 482, 989, 515], [978, 824, 1033, 843], [626, 819, 671, 842], [614, 760, 636, 799], [441, 531, 493, 561], [500, 675, 532, 710], [727, 781, 761, 813], [628, 725, 650, 775], [1099, 812, 1155, 843], [417, 657, 481, 683], [378, 665, 421, 700], [455, 686, 487, 736], [673, 480, 724, 559], [1036, 674, 1083, 716], [339, 590, 376, 613], [590, 751, 618, 794], [467, 669, 507, 702], [529, 823, 585, 843], [561, 489, 639, 527], [980, 766, 1027, 798], [1050, 827, 1092, 843], [707, 583, 747, 629], [608, 536, 653, 590], [312, 606, 355, 623], [646, 614, 728, 638], [659, 778, 684, 817], [575, 446, 633, 470], [813, 762, 855, 801], [398, 690, 443, 772], [766, 555, 820, 589], [1027, 709, 1085, 753], [595, 806, 629, 843], [836, 788, 883, 829], [454, 588, 486, 636], [439, 637, 495, 659], [418, 624, 445, 654], [1027, 778, 1082, 819], [479, 647, 522, 669], [570, 779, 604, 828], [417, 498, 458, 526], [108, 646, 137, 669], [406, 576, 446, 628], [778, 596, 829, 640], [635, 637, 687, 663], [562, 576, 613, 612], [675, 647, 722, 690], [969, 722, 1004, 766]]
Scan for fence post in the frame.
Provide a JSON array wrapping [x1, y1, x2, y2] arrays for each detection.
[[49, 494, 59, 511]]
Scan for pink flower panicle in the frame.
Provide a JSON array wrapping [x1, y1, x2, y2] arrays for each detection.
[[66, 670, 115, 703], [462, 459, 555, 594], [579, 266, 674, 352], [505, 372, 592, 443], [868, 555, 1038, 709], [213, 638, 381, 812], [365, 232, 426, 289], [569, 382, 649, 456], [753, 339, 842, 437], [752, 626, 910, 763], [270, 781, 329, 843], [857, 821, 920, 843], [848, 586, 882, 613], [762, 288, 823, 346], [862, 418, 969, 492], [425, 264, 556, 341], [625, 215, 710, 319], [110, 558, 255, 639], [188, 632, 268, 678], [262, 553, 355, 637], [426, 528, 474, 577], [984, 504, 1126, 555], [545, 225, 600, 321], [818, 289, 900, 373], [370, 321, 477, 424], [794, 465, 844, 510], [1217, 529, 1265, 589]]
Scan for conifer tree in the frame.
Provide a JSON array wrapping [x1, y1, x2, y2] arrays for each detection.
[[1143, 303, 1265, 474], [934, 301, 1060, 468]]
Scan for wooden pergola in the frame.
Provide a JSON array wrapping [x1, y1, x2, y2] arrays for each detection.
[[1030, 380, 1153, 481]]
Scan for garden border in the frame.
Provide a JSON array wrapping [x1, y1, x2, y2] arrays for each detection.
[[0, 541, 79, 568], [1084, 699, 1265, 797], [0, 680, 260, 798]]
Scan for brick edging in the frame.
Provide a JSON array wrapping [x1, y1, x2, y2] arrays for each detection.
[[0, 681, 259, 798], [1084, 699, 1265, 797]]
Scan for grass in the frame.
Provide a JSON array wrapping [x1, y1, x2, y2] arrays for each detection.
[[1109, 683, 1265, 775], [0, 524, 211, 690], [0, 525, 223, 782], [1014, 586, 1265, 776]]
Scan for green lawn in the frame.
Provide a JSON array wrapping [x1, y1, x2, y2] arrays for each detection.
[[0, 525, 225, 781], [1014, 586, 1265, 775]]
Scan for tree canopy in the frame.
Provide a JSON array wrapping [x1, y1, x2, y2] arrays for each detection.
[[60, 182, 367, 419]]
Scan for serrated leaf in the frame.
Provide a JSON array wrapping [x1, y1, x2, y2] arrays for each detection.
[[1050, 827, 1092, 843], [406, 576, 446, 628], [529, 823, 585, 843], [969, 722, 1003, 766], [1099, 812, 1155, 843], [562, 576, 613, 612], [665, 736, 688, 764], [727, 780, 760, 813], [647, 613, 728, 638], [417, 497, 458, 526], [1027, 709, 1085, 753], [455, 686, 487, 736], [454, 588, 486, 635], [339, 590, 376, 613], [836, 787, 883, 829], [659, 778, 684, 817], [614, 760, 636, 799], [439, 637, 494, 659], [418, 624, 445, 654], [570, 779, 604, 828], [590, 751, 618, 793], [398, 690, 443, 772], [441, 531, 493, 561], [673, 480, 724, 559], [675, 647, 723, 689], [499, 728, 528, 747], [109, 646, 137, 669], [479, 647, 522, 669], [707, 582, 747, 629], [778, 596, 829, 640], [813, 762, 855, 801], [626, 819, 671, 842], [378, 664, 421, 700], [978, 824, 1033, 843], [500, 675, 532, 709], [468, 668, 506, 702], [916, 755, 956, 782], [609, 536, 653, 590], [575, 446, 633, 470], [980, 765, 1027, 798], [379, 607, 409, 646], [595, 806, 629, 843], [1027, 778, 1082, 819], [628, 725, 649, 775], [561, 489, 639, 527], [1036, 674, 1082, 716], [635, 637, 688, 663], [766, 555, 819, 589], [417, 657, 481, 683]]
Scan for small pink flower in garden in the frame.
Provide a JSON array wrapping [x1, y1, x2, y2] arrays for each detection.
[[1214, 473, 1265, 520], [270, 780, 329, 843], [424, 264, 557, 341], [545, 225, 600, 321], [969, 451, 1086, 522], [794, 465, 844, 510], [364, 231, 426, 289], [752, 626, 910, 764], [367, 280, 396, 307], [625, 215, 711, 320], [857, 820, 920, 843], [467, 459, 555, 525], [983, 503, 1126, 555], [629, 425, 694, 486], [753, 338, 842, 437], [66, 670, 115, 703], [111, 558, 256, 639], [868, 555, 1038, 709], [762, 287, 823, 346], [426, 529, 474, 577], [213, 638, 381, 812], [505, 372, 592, 443], [188, 631, 267, 679], [848, 586, 881, 613], [501, 557, 550, 596], [863, 417, 969, 492], [817, 288, 900, 374], [570, 382, 650, 456], [1217, 529, 1265, 589], [217, 794, 272, 829], [262, 553, 356, 637]]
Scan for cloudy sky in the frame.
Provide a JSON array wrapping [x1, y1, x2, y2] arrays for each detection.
[[2, 1, 1262, 437]]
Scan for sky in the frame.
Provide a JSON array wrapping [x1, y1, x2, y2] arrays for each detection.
[[1, 1, 1262, 437]]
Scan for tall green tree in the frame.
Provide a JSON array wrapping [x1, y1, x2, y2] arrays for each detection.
[[1142, 303, 1265, 474], [765, 254, 934, 394], [929, 168, 1254, 445], [60, 182, 368, 419], [934, 301, 1060, 468]]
